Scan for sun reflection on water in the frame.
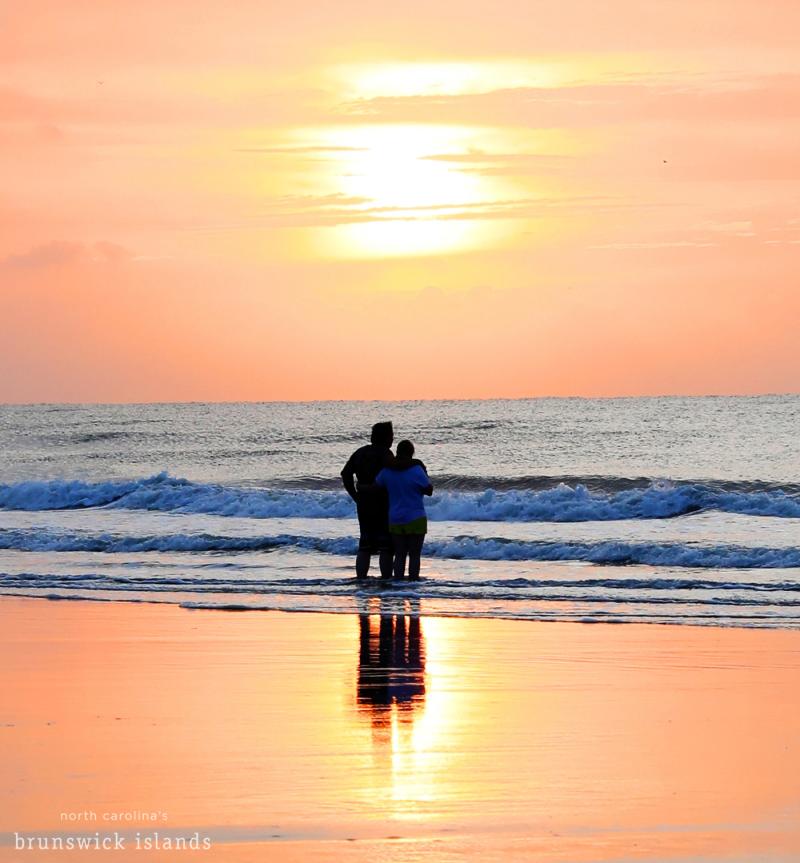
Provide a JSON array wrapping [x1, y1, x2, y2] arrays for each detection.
[[356, 600, 461, 820]]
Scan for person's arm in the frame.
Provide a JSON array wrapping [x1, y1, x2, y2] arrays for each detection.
[[360, 470, 386, 494], [340, 457, 358, 502], [385, 453, 426, 472], [416, 466, 433, 496]]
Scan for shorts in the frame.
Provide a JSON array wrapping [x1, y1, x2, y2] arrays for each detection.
[[357, 499, 391, 553], [389, 517, 428, 536]]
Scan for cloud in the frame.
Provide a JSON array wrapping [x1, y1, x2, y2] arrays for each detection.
[[338, 74, 800, 128], [0, 83, 328, 132], [588, 212, 800, 252], [0, 241, 84, 270], [421, 152, 572, 163], [262, 193, 372, 210], [420, 151, 576, 177], [590, 241, 718, 250], [0, 241, 131, 271], [250, 193, 636, 228], [234, 145, 367, 154]]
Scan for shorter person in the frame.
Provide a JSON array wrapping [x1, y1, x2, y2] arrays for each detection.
[[375, 440, 433, 580], [340, 421, 395, 579]]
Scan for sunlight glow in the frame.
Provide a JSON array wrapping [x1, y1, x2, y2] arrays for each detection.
[[306, 124, 518, 258], [319, 124, 488, 207], [324, 217, 499, 259], [333, 56, 659, 100], [372, 616, 466, 821]]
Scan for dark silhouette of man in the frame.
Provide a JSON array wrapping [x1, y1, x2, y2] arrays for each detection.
[[341, 421, 395, 578]]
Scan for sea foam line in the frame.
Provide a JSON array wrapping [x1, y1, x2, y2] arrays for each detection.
[[1, 473, 800, 522], [1, 527, 800, 569]]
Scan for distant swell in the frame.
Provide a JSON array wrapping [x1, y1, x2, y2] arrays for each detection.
[[1, 528, 799, 569], [2, 473, 800, 522]]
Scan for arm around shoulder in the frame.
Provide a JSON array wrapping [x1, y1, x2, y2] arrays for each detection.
[[340, 460, 358, 501], [415, 465, 433, 496]]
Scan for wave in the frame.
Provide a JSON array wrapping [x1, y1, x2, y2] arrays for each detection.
[[4, 571, 800, 626], [279, 474, 800, 494], [5, 571, 800, 594], [2, 527, 799, 569], [2, 473, 800, 522], [427, 537, 800, 569], [0, 474, 351, 518]]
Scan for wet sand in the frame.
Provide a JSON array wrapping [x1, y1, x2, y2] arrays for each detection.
[[2, 596, 800, 862]]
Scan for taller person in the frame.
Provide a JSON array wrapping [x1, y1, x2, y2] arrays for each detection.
[[340, 422, 395, 579]]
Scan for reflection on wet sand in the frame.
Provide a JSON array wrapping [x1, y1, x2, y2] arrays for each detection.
[[357, 599, 426, 726], [5, 598, 800, 861], [355, 598, 429, 809]]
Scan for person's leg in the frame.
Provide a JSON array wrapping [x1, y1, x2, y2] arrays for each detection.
[[355, 549, 371, 579], [407, 533, 425, 580], [392, 534, 408, 579], [379, 546, 393, 579], [378, 527, 394, 578], [378, 500, 393, 579], [356, 502, 378, 579]]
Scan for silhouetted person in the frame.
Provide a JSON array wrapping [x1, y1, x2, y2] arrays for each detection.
[[375, 440, 433, 580], [341, 421, 395, 579]]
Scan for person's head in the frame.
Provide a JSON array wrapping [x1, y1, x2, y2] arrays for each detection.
[[371, 421, 394, 447], [396, 439, 415, 459]]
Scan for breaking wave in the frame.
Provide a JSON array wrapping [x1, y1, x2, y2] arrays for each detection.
[[1, 527, 799, 569], [1, 473, 800, 522]]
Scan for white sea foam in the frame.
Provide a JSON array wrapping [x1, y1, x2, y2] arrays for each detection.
[[1, 473, 800, 522], [1, 526, 799, 569]]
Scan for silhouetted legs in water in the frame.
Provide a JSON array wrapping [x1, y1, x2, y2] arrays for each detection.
[[392, 533, 425, 580], [354, 493, 393, 579], [356, 548, 393, 580]]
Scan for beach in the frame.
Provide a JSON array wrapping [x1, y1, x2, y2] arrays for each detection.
[[2, 596, 800, 862]]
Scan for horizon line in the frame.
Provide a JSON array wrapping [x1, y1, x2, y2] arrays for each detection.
[[1, 391, 798, 408]]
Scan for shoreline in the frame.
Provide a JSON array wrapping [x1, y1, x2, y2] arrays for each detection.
[[0, 597, 800, 863], [3, 591, 800, 631], [3, 596, 800, 861]]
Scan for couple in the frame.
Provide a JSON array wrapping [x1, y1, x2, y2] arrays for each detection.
[[341, 421, 433, 580]]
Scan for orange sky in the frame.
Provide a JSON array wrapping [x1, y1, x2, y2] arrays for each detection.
[[1, 0, 799, 402]]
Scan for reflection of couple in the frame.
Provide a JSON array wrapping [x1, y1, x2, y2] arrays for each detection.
[[341, 421, 433, 580], [357, 605, 425, 717]]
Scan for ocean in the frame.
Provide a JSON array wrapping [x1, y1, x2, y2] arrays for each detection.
[[0, 396, 798, 627]]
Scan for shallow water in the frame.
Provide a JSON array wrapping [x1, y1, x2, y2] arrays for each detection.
[[0, 397, 798, 626]]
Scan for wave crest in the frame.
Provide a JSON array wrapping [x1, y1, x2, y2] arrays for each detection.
[[1, 527, 799, 569], [1, 473, 799, 522]]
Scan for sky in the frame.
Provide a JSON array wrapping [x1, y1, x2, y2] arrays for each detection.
[[1, 0, 799, 402]]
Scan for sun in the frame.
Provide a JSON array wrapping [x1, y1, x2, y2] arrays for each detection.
[[262, 60, 598, 260], [307, 123, 512, 258], [329, 124, 483, 210]]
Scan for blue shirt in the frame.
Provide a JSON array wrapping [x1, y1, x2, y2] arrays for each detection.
[[375, 465, 431, 525]]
